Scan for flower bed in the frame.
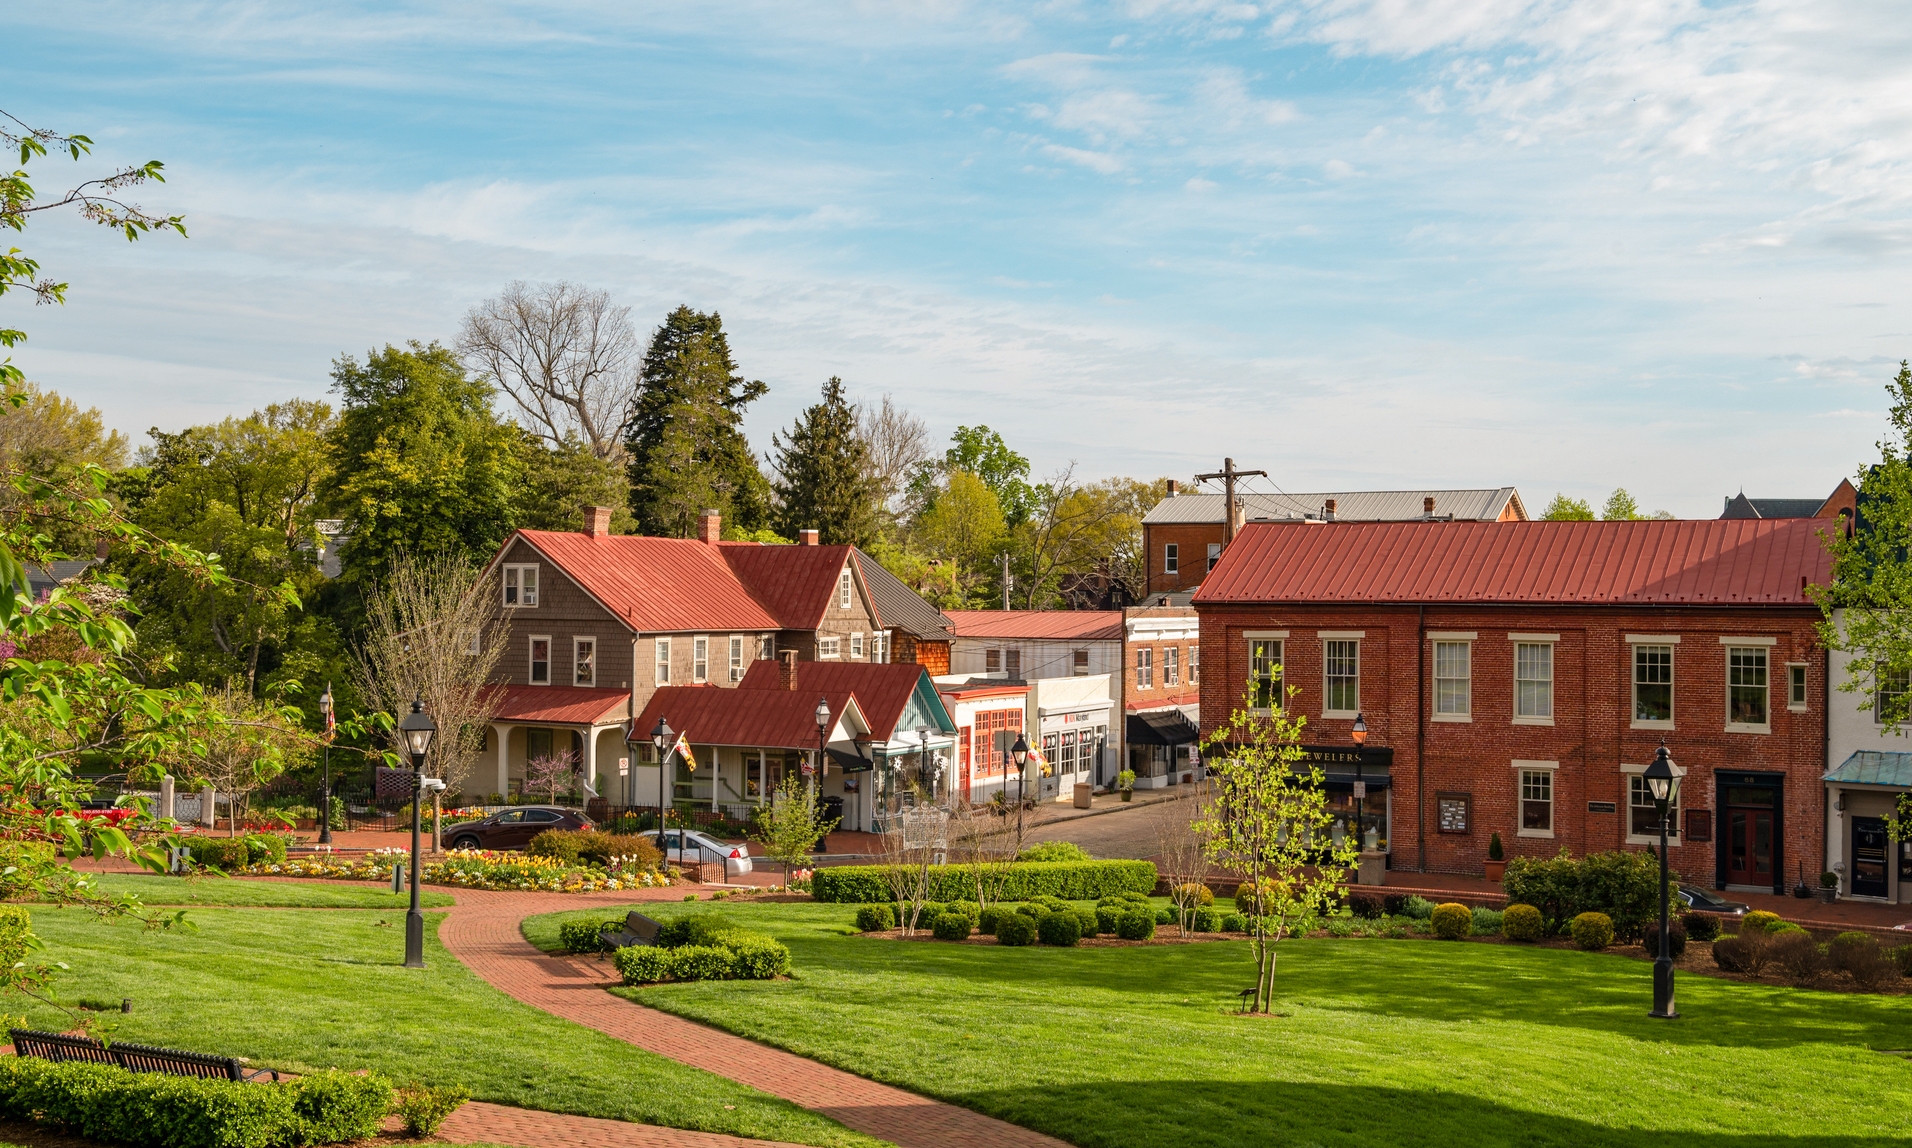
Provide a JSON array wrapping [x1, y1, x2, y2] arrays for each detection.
[[246, 848, 672, 892]]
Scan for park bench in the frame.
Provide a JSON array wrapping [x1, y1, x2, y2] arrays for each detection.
[[599, 911, 662, 951], [9, 1028, 279, 1082]]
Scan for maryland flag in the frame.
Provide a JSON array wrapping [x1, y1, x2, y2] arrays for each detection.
[[674, 732, 699, 772]]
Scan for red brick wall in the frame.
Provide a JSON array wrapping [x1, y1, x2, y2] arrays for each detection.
[[1197, 603, 1825, 889], [1145, 523, 1224, 594], [1126, 636, 1201, 711]]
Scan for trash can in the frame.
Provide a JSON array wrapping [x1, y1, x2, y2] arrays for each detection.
[[1073, 783, 1092, 810]]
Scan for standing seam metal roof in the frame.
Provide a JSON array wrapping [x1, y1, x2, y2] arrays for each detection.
[[1143, 487, 1522, 526]]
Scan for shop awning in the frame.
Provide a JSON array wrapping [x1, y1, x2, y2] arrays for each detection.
[[827, 747, 875, 773], [1823, 750, 1912, 789], [1127, 710, 1200, 746]]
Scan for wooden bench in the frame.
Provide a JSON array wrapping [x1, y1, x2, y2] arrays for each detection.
[[598, 912, 662, 952], [9, 1028, 279, 1082]]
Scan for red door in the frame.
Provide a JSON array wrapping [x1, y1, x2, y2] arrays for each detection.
[[1726, 807, 1773, 887]]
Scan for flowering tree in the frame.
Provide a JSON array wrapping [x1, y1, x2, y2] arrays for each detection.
[[1197, 684, 1359, 1014], [524, 752, 578, 805]]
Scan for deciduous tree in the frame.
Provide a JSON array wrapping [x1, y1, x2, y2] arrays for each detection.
[[755, 774, 839, 891], [457, 280, 636, 462], [1540, 493, 1595, 521]]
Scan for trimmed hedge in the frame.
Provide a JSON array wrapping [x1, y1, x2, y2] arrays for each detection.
[[1116, 909, 1155, 941], [932, 912, 972, 941], [0, 1058, 389, 1148], [1685, 913, 1722, 943], [854, 904, 896, 932], [1037, 911, 1082, 946], [812, 860, 1157, 903], [187, 834, 287, 871], [996, 912, 1038, 946], [615, 934, 792, 983], [558, 919, 622, 954], [1571, 911, 1614, 951]]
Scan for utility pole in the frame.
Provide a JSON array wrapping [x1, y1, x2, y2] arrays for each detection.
[[1195, 457, 1268, 547], [1002, 551, 1012, 610]]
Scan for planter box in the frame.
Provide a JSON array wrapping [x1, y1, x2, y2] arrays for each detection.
[[1483, 860, 1506, 882]]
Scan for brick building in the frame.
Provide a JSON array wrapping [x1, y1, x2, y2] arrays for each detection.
[[1143, 485, 1526, 596], [1194, 518, 1833, 895]]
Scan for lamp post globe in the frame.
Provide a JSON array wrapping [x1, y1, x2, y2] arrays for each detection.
[[1644, 741, 1680, 1019], [650, 717, 673, 845], [1350, 712, 1368, 745], [317, 684, 335, 846], [396, 698, 436, 969]]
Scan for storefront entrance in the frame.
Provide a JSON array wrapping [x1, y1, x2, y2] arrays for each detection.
[[1717, 772, 1784, 895], [1851, 816, 1891, 899]]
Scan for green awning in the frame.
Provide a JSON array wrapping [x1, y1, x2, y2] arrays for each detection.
[[1823, 750, 1912, 789]]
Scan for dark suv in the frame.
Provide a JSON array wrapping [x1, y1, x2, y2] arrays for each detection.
[[445, 806, 590, 851]]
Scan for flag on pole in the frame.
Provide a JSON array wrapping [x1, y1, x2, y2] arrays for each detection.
[[674, 732, 699, 772], [1028, 742, 1051, 777]]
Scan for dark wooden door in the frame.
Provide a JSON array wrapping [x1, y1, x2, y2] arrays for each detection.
[[1852, 816, 1890, 898], [1726, 805, 1774, 887]]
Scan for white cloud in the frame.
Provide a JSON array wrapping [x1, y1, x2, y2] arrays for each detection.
[[1041, 143, 1128, 173], [1185, 177, 1217, 191]]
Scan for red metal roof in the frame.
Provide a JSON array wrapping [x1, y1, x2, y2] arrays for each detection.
[[1194, 519, 1834, 606], [633, 685, 870, 750], [719, 543, 861, 630], [944, 610, 1125, 640], [511, 531, 780, 633], [484, 684, 632, 726], [736, 660, 930, 740]]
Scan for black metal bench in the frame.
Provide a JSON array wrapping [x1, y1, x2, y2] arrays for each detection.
[[599, 911, 662, 951], [9, 1028, 279, 1082]]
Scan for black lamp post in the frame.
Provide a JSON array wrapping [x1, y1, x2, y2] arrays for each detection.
[[398, 698, 436, 969], [1644, 741, 1680, 1020], [1350, 712, 1368, 849], [1010, 733, 1030, 846], [650, 717, 674, 846], [317, 683, 334, 846], [814, 697, 831, 810]]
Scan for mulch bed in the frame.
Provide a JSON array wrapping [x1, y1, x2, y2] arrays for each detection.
[[865, 927, 1241, 947]]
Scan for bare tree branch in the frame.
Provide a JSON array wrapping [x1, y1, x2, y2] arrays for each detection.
[[457, 281, 637, 461], [857, 393, 931, 516]]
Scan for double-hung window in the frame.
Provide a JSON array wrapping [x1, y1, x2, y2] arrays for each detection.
[[529, 635, 551, 685], [1633, 645, 1674, 724], [729, 636, 745, 682], [1137, 648, 1154, 689], [1249, 637, 1283, 711], [1324, 638, 1360, 716], [851, 633, 864, 659], [1788, 664, 1809, 711], [1164, 647, 1180, 687], [1189, 645, 1199, 684], [573, 637, 596, 687], [1164, 544, 1179, 575], [1518, 766, 1554, 836], [985, 648, 1002, 674], [503, 564, 538, 607], [1514, 639, 1554, 722], [837, 568, 854, 609], [1726, 644, 1770, 730], [692, 636, 709, 683], [1877, 665, 1910, 726], [820, 636, 841, 659], [1073, 649, 1090, 676], [1004, 649, 1021, 678], [1207, 543, 1221, 572], [655, 637, 671, 685], [758, 635, 775, 660], [1628, 774, 1681, 842], [1433, 639, 1471, 718]]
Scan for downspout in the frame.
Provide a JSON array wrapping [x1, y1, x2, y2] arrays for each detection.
[[1416, 603, 1427, 873]]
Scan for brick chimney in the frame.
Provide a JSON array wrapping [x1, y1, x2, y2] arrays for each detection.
[[698, 509, 722, 546], [1165, 479, 1178, 498], [798, 529, 819, 546], [780, 649, 799, 690], [584, 505, 613, 537], [1324, 498, 1338, 521], [1424, 496, 1436, 517]]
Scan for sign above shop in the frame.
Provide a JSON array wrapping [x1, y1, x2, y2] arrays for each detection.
[[1298, 745, 1393, 771]]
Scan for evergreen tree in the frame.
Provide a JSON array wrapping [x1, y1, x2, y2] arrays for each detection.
[[320, 341, 521, 587], [771, 377, 881, 545], [512, 432, 636, 533], [624, 306, 772, 537]]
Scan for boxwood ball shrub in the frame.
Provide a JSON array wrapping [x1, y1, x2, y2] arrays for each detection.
[[812, 860, 1157, 902], [1829, 930, 1877, 972], [1235, 876, 1278, 916], [1153, 906, 1174, 926], [855, 904, 896, 932], [393, 1081, 472, 1138], [1116, 909, 1156, 941], [1072, 908, 1099, 937], [1014, 903, 1044, 920], [1684, 913, 1722, 943], [995, 911, 1039, 946], [1018, 840, 1092, 863], [977, 905, 1007, 935], [1191, 905, 1223, 932], [1571, 911, 1615, 951], [1095, 904, 1125, 935], [947, 900, 982, 923], [1642, 920, 1687, 959], [1221, 912, 1248, 933], [932, 911, 973, 941], [1502, 903, 1544, 942], [1174, 882, 1216, 907], [1430, 903, 1473, 940], [1038, 909, 1082, 946], [1741, 909, 1783, 934], [727, 935, 793, 978]]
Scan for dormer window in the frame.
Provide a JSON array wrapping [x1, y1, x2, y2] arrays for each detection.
[[838, 567, 853, 610], [503, 564, 538, 607]]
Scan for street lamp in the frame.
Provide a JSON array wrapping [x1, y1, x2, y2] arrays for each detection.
[[397, 697, 436, 969], [814, 696, 831, 810], [317, 683, 335, 847], [1350, 712, 1368, 850], [1010, 733, 1030, 848], [650, 717, 674, 846], [1644, 741, 1680, 1020]]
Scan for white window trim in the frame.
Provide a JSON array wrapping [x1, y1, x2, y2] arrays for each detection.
[[820, 636, 841, 660], [572, 636, 596, 688], [1630, 643, 1676, 732], [1626, 634, 1681, 645], [503, 563, 539, 608], [1512, 760, 1558, 839], [1507, 632, 1559, 642], [1247, 636, 1283, 714], [692, 635, 709, 683], [1724, 645, 1772, 734], [729, 636, 745, 682], [851, 632, 864, 659], [1621, 760, 1686, 846], [1243, 630, 1289, 639], [1136, 647, 1153, 690], [1164, 543, 1179, 574], [528, 633, 552, 687], [838, 568, 854, 610], [1788, 662, 1810, 712], [1512, 639, 1556, 726], [1427, 631, 1477, 640], [1432, 637, 1472, 722], [1717, 635, 1778, 646], [1322, 637, 1360, 718], [655, 636, 671, 685]]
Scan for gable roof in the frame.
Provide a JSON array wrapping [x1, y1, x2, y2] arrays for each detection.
[[634, 685, 871, 751], [510, 530, 779, 632], [1144, 487, 1524, 526], [944, 610, 1126, 641], [1721, 493, 1830, 520], [855, 548, 956, 640], [737, 660, 945, 741], [718, 543, 858, 630], [1194, 519, 1833, 606]]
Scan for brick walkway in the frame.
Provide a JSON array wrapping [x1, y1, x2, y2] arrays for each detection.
[[438, 887, 1068, 1148], [441, 1100, 812, 1148]]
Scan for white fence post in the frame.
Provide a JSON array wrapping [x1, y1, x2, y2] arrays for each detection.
[[158, 775, 175, 822], [200, 785, 216, 828]]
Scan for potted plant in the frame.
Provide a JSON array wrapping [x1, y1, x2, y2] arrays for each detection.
[[1483, 832, 1506, 882], [1116, 769, 1136, 802], [1818, 871, 1840, 904]]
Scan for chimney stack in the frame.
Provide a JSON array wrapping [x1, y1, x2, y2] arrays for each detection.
[[1424, 496, 1436, 517], [1165, 479, 1178, 498], [799, 529, 819, 546], [698, 509, 722, 546], [1324, 498, 1338, 521], [585, 506, 613, 538], [780, 649, 799, 690]]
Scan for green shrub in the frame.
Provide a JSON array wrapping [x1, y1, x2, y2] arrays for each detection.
[[1153, 906, 1174, 926], [1769, 922, 1808, 937], [1325, 917, 1355, 938], [946, 900, 982, 922], [1037, 910, 1082, 946], [241, 835, 287, 865], [558, 919, 621, 954], [1829, 931, 1877, 972], [1116, 909, 1155, 941], [1234, 877, 1277, 916], [915, 902, 949, 927], [1095, 904, 1125, 935], [1031, 895, 1072, 913], [727, 935, 793, 978], [1570, 911, 1614, 951], [1098, 891, 1152, 908], [1014, 902, 1044, 920], [1191, 906, 1222, 932], [1684, 913, 1722, 942], [1893, 944, 1912, 977], [1430, 903, 1472, 940], [811, 860, 1157, 903], [657, 912, 740, 948], [1642, 920, 1686, 959], [1501, 850, 1676, 941], [1487, 831, 1504, 862], [977, 905, 1008, 935], [670, 944, 739, 981], [855, 904, 896, 932], [1741, 909, 1782, 934], [1346, 893, 1384, 919], [1502, 903, 1544, 942], [995, 912, 1038, 946], [1072, 908, 1100, 937], [1470, 907, 1503, 936], [527, 828, 585, 864], [289, 1069, 392, 1144], [613, 946, 673, 984], [1018, 841, 1092, 862], [1400, 895, 1434, 920], [0, 905, 31, 969], [393, 1081, 470, 1138], [932, 912, 973, 941], [1773, 932, 1828, 986], [1173, 882, 1215, 907], [184, 836, 247, 870]]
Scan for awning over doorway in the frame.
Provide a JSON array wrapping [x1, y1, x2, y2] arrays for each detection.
[[827, 747, 874, 773], [1127, 710, 1200, 746], [1823, 750, 1912, 789]]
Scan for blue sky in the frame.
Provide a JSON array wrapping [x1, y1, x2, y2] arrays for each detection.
[[10, 1, 1912, 516]]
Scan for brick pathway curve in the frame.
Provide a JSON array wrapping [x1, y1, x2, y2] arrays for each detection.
[[440, 1100, 811, 1148], [438, 887, 1069, 1148]]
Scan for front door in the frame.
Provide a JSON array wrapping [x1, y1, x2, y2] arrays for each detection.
[[1725, 789, 1775, 890], [1852, 816, 1891, 898]]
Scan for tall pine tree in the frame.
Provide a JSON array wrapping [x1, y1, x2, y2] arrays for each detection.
[[624, 306, 772, 537], [772, 377, 881, 545]]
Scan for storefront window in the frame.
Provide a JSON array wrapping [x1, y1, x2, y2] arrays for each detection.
[[1324, 787, 1389, 852]]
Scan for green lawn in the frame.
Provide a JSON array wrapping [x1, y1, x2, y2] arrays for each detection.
[[18, 906, 884, 1148], [529, 901, 1912, 1148], [67, 872, 456, 908]]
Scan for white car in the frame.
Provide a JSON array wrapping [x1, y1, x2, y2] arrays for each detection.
[[658, 829, 752, 877]]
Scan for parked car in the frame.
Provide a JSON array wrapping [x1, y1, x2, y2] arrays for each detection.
[[1677, 884, 1749, 917], [445, 807, 590, 851], [659, 829, 752, 877]]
